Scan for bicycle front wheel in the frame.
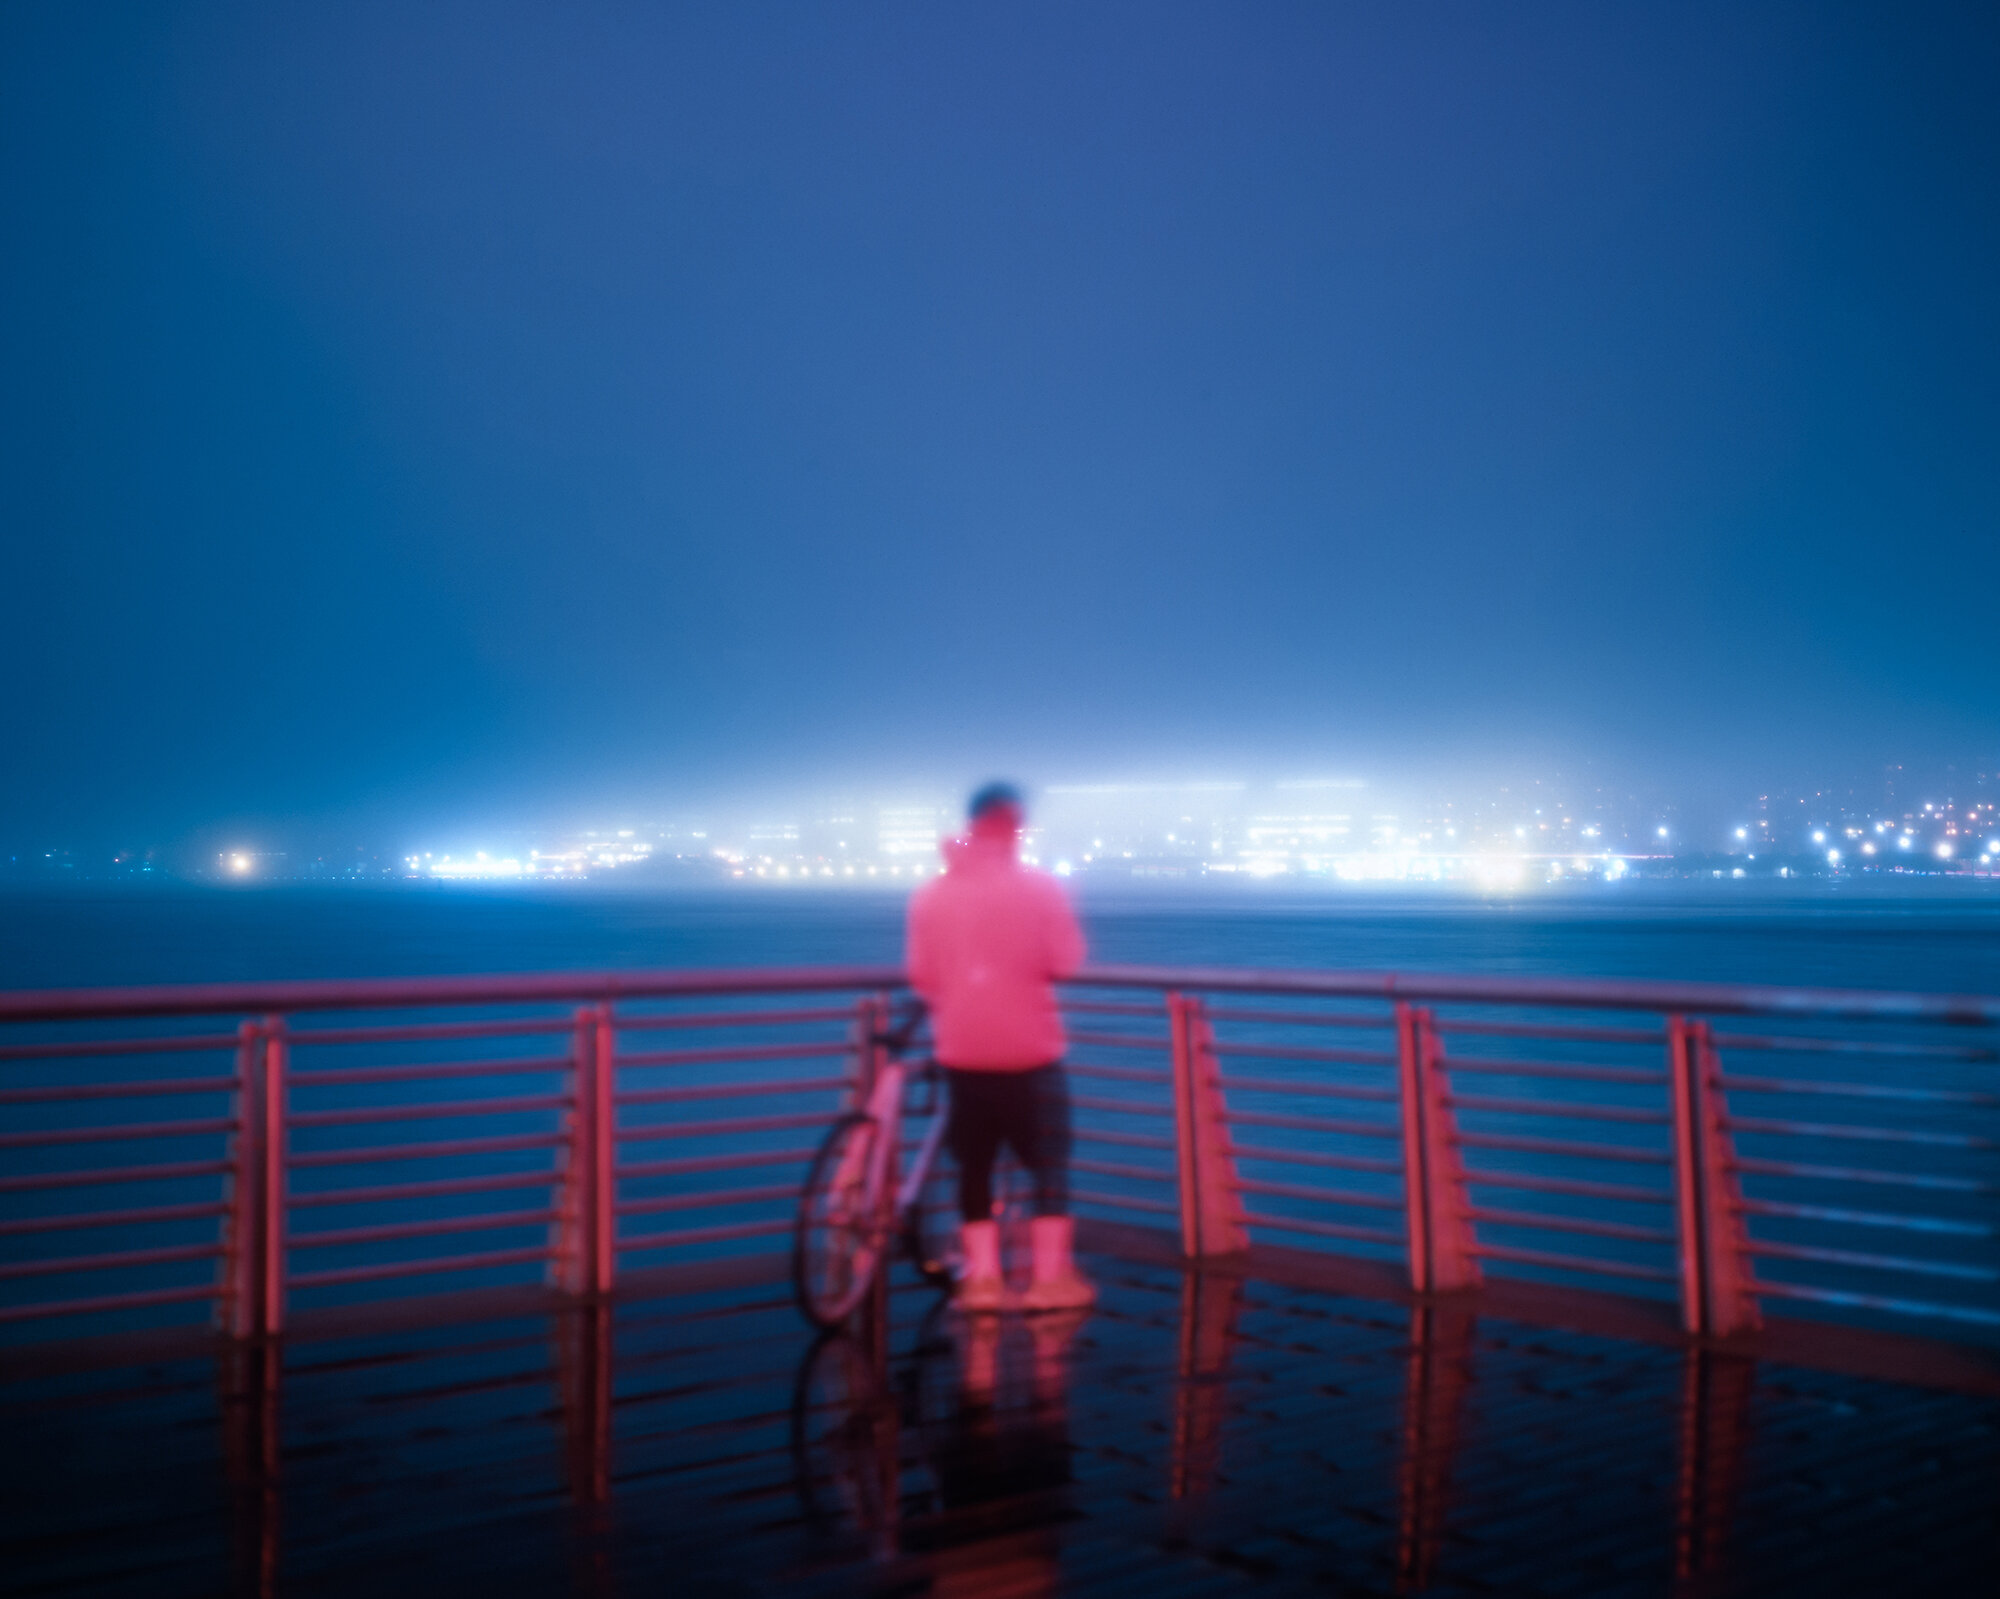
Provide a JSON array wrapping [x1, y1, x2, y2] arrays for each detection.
[[793, 1112, 890, 1330]]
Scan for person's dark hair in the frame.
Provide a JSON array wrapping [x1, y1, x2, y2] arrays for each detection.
[[967, 781, 1025, 820]]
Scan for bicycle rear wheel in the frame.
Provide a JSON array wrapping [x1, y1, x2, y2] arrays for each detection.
[[794, 1112, 889, 1329]]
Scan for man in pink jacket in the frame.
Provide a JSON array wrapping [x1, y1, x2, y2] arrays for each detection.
[[907, 782, 1094, 1312]]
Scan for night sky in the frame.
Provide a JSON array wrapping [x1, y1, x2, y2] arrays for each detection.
[[4, 2, 1996, 845]]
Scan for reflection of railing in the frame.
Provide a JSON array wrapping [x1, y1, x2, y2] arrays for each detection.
[[3, 965, 1997, 1344]]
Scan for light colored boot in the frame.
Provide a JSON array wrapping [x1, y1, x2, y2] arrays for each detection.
[[1021, 1214, 1096, 1313], [955, 1219, 1007, 1313]]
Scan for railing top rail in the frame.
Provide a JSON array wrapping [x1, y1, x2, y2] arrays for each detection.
[[0, 965, 907, 1023], [1074, 965, 2000, 1024], [0, 962, 1995, 1026]]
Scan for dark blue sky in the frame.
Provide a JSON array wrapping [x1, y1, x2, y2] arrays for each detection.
[[4, 2, 1996, 844]]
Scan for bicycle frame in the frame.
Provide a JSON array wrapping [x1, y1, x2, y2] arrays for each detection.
[[855, 1056, 952, 1229]]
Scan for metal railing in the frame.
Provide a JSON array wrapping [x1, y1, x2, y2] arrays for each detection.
[[2, 965, 1996, 1345]]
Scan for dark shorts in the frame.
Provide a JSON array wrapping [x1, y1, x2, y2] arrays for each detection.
[[942, 1063, 1072, 1222]]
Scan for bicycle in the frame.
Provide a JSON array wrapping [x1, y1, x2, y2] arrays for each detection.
[[793, 999, 958, 1329]]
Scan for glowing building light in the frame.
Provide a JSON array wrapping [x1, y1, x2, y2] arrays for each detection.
[[1827, 848, 1841, 865], [1811, 831, 1825, 844], [1937, 841, 1954, 859]]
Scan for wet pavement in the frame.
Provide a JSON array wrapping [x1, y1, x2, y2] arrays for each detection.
[[5, 1245, 1999, 1598]]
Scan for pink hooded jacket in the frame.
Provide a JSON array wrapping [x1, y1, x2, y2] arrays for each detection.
[[905, 833, 1086, 1070]]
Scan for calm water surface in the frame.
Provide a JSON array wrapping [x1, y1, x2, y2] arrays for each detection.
[[3, 879, 1999, 994]]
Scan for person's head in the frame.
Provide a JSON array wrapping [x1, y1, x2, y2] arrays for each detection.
[[967, 781, 1025, 841]]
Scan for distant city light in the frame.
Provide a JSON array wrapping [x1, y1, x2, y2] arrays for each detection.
[[1811, 831, 1825, 844], [1734, 828, 1747, 840], [1826, 848, 1841, 864], [1899, 836, 1913, 850], [1937, 841, 1954, 859], [1657, 826, 1669, 838], [229, 853, 251, 875]]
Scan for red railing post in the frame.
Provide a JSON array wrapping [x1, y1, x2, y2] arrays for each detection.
[[1398, 1004, 1478, 1292], [1670, 1018, 1759, 1336], [222, 1019, 264, 1338], [587, 1004, 617, 1298], [1395, 1003, 1432, 1292], [551, 1007, 593, 1296], [259, 1015, 287, 1338], [1168, 992, 1247, 1259]]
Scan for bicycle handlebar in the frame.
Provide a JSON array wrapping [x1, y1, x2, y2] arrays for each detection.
[[873, 997, 929, 1059]]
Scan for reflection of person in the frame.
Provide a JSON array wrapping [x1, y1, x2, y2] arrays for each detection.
[[907, 782, 1094, 1312]]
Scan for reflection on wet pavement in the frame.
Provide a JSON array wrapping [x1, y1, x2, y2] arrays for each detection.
[[5, 1249, 1998, 1596]]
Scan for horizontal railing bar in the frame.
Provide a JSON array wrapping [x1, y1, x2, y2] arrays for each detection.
[[0, 1157, 233, 1194], [1214, 1042, 1399, 1068], [1457, 1133, 1670, 1164], [0, 1117, 237, 1149], [1739, 1240, 1999, 1282], [0, 1200, 231, 1237], [1067, 1030, 1169, 1051], [1468, 1243, 1679, 1282], [616, 1005, 859, 1032], [1718, 1076, 2000, 1107], [1241, 1212, 1405, 1246], [1072, 1188, 1180, 1217], [616, 1184, 795, 1218], [1232, 1143, 1403, 1175], [290, 1017, 577, 1047], [1066, 1063, 1173, 1084], [1711, 1031, 1999, 1062], [1072, 1129, 1179, 1153], [1722, 1116, 1992, 1149], [1735, 1198, 1994, 1237], [1445, 1094, 1669, 1126], [290, 1056, 573, 1087], [1466, 1206, 1678, 1244], [289, 1131, 569, 1168], [615, 1111, 830, 1141], [1203, 1007, 1389, 1029], [290, 1170, 561, 1208], [616, 1077, 847, 1107], [617, 1147, 817, 1180], [618, 1041, 850, 1070], [1730, 1156, 1997, 1193], [289, 1245, 552, 1290], [1226, 1109, 1401, 1138], [1461, 1170, 1669, 1205], [0, 1033, 241, 1063], [1061, 1000, 1166, 1018], [288, 1094, 570, 1128], [1439, 1056, 1667, 1086], [1747, 1279, 2000, 1326], [8, 962, 2000, 1024], [1071, 1094, 1173, 1118], [289, 1209, 558, 1250], [0, 1281, 219, 1324], [1433, 1018, 1664, 1045], [0, 1076, 238, 1104], [1071, 1156, 1176, 1184], [1234, 1177, 1403, 1210], [0, 1240, 224, 1281], [1221, 1075, 1400, 1104], [617, 1217, 792, 1251]]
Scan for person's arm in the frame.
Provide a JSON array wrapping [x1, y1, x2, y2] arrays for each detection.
[[905, 885, 939, 999], [1044, 881, 1086, 980]]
